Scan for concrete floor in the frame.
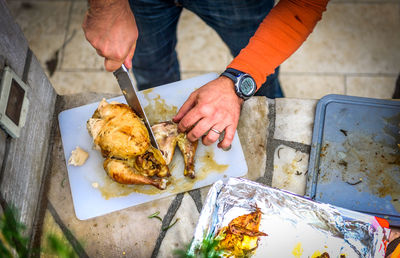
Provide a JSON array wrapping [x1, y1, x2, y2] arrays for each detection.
[[3, 0, 400, 256]]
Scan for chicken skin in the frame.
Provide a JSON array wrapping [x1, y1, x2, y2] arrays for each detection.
[[87, 99, 198, 190], [87, 99, 169, 189], [152, 121, 198, 178], [88, 99, 150, 158], [104, 158, 167, 190]]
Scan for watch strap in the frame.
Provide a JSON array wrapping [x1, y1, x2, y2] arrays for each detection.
[[225, 68, 242, 77], [221, 70, 238, 83]]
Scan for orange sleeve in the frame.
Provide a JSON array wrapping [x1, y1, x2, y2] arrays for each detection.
[[228, 0, 329, 89], [390, 244, 400, 258]]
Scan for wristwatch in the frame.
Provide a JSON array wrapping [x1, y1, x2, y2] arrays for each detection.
[[221, 68, 257, 100]]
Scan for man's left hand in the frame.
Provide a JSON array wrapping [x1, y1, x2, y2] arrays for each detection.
[[173, 76, 243, 149]]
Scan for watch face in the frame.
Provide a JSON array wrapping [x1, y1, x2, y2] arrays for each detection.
[[240, 76, 256, 96]]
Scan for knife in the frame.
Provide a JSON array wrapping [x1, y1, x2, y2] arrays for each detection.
[[113, 64, 160, 150]]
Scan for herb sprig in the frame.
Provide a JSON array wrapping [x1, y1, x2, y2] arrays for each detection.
[[173, 233, 224, 258]]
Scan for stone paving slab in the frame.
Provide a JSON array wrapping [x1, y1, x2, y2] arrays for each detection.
[[50, 70, 121, 95], [281, 2, 400, 74], [61, 1, 104, 71], [6, 0, 70, 73], [157, 193, 200, 258], [274, 98, 317, 145], [280, 74, 345, 99], [237, 97, 270, 181], [271, 144, 309, 195], [347, 76, 397, 99]]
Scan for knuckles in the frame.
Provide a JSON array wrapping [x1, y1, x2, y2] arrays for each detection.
[[178, 120, 189, 132], [202, 134, 219, 146], [190, 129, 203, 140], [197, 105, 214, 117]]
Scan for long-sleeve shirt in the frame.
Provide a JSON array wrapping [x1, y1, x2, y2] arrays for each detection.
[[228, 0, 330, 89]]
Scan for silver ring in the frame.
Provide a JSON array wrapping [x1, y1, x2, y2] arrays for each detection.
[[211, 128, 221, 134]]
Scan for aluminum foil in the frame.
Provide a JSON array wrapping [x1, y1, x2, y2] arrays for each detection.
[[189, 178, 390, 257]]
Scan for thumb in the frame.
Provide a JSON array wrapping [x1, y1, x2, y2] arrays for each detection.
[[173, 93, 197, 122]]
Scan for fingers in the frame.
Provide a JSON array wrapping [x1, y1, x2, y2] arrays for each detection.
[[188, 120, 235, 148], [173, 93, 197, 124], [92, 41, 127, 62], [174, 76, 242, 149], [85, 22, 136, 71], [104, 58, 123, 72], [217, 124, 236, 149], [202, 124, 225, 146], [91, 40, 135, 71], [123, 43, 136, 69], [183, 117, 213, 142], [102, 43, 136, 71], [177, 107, 204, 136]]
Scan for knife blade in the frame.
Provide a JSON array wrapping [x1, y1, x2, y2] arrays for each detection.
[[113, 64, 160, 150]]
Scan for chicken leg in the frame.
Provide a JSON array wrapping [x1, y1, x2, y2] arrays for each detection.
[[104, 158, 168, 190]]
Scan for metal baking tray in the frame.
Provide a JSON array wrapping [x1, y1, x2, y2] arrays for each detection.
[[306, 94, 400, 226]]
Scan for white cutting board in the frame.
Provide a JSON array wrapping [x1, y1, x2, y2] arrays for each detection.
[[59, 73, 247, 220]]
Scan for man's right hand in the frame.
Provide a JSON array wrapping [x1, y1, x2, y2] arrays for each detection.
[[82, 0, 137, 71]]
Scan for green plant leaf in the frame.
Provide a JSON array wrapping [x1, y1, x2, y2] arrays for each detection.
[[162, 218, 179, 231], [46, 234, 77, 258], [0, 204, 79, 258], [173, 232, 224, 258], [0, 239, 13, 258], [0, 206, 29, 257], [148, 211, 163, 222]]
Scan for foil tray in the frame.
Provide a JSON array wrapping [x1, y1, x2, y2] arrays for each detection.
[[189, 178, 389, 258]]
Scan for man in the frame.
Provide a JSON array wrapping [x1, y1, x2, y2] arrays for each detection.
[[83, 0, 329, 149]]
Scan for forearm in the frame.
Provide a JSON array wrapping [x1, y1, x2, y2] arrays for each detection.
[[88, 0, 127, 9], [87, 0, 131, 17], [228, 0, 329, 88]]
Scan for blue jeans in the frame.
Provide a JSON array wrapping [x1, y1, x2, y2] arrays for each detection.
[[129, 0, 284, 98]]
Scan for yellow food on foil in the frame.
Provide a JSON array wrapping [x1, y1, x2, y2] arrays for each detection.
[[216, 207, 267, 257]]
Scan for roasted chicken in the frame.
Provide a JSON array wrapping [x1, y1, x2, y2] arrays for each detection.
[[87, 99, 169, 189], [216, 207, 267, 257], [87, 99, 198, 190]]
